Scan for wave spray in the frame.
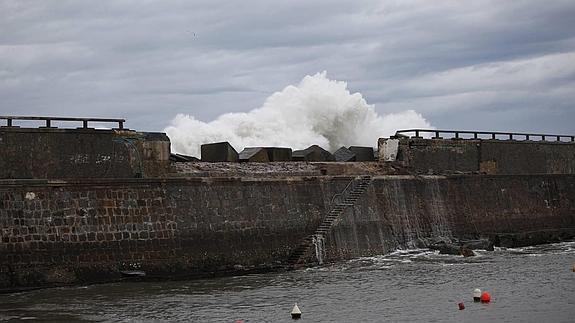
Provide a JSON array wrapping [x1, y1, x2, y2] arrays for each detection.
[[165, 72, 431, 156]]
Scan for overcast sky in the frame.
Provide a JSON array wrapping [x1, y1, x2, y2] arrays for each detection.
[[1, 0, 574, 134]]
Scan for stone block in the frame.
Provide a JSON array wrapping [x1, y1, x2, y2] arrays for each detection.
[[239, 147, 269, 162], [348, 146, 375, 161], [265, 147, 292, 161], [170, 153, 199, 162], [333, 147, 356, 162], [201, 142, 238, 162], [292, 145, 335, 162]]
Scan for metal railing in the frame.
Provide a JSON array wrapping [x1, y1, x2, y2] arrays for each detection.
[[395, 129, 575, 142], [0, 115, 126, 129], [330, 178, 355, 206]]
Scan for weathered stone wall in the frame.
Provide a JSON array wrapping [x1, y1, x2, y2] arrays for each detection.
[[380, 138, 575, 174], [480, 141, 575, 174], [0, 177, 350, 291], [326, 175, 575, 260], [0, 128, 170, 179], [1, 174, 574, 291]]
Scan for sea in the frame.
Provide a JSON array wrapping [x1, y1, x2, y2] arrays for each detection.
[[1, 241, 574, 322]]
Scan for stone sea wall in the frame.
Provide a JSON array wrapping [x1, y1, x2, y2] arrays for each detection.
[[0, 128, 170, 179], [1, 174, 574, 292], [380, 138, 575, 175], [326, 174, 575, 259]]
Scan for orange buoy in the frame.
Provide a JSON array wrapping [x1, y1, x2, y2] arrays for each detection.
[[458, 302, 465, 310], [480, 291, 491, 303]]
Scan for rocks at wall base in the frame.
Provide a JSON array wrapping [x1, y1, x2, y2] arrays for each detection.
[[334, 147, 356, 162], [201, 142, 238, 162], [429, 241, 462, 255], [348, 146, 375, 161], [462, 238, 494, 251], [428, 238, 494, 256], [292, 145, 335, 162]]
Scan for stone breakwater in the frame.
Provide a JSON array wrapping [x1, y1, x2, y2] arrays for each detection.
[[1, 174, 574, 292], [1, 125, 575, 292]]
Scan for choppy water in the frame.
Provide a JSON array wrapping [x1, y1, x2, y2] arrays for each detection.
[[1, 241, 574, 322]]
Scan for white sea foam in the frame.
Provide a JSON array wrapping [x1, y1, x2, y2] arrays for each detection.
[[164, 72, 431, 157]]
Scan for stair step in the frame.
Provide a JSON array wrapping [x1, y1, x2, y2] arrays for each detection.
[[286, 178, 374, 267]]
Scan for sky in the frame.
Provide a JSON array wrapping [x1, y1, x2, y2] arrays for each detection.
[[1, 1, 574, 150]]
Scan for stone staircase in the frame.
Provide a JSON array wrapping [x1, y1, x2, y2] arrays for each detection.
[[286, 175, 373, 268]]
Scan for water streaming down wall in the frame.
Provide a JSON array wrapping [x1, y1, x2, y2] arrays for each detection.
[[313, 234, 326, 265], [324, 174, 575, 261], [425, 179, 452, 240]]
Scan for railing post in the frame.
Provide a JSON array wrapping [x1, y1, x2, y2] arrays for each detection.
[[7, 118, 12, 127], [83, 120, 88, 128], [526, 134, 530, 141], [118, 121, 124, 130], [509, 133, 513, 140], [491, 133, 496, 140], [556, 136, 560, 142], [473, 132, 478, 139], [542, 135, 546, 141], [571, 136, 574, 142], [455, 132, 459, 139]]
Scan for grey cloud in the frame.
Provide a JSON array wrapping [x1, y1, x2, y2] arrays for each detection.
[[0, 0, 574, 134]]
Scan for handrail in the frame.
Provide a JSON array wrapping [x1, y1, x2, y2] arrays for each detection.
[[395, 129, 575, 142], [330, 177, 355, 205], [0, 115, 126, 129]]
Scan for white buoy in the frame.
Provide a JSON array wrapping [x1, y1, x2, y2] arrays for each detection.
[[473, 288, 482, 302], [291, 303, 302, 320]]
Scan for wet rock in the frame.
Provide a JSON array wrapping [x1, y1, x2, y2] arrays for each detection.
[[461, 238, 494, 251], [429, 241, 461, 255], [460, 247, 475, 257], [429, 241, 476, 257], [494, 234, 516, 248]]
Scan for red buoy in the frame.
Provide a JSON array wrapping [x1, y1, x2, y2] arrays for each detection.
[[480, 291, 491, 303], [458, 302, 465, 310]]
